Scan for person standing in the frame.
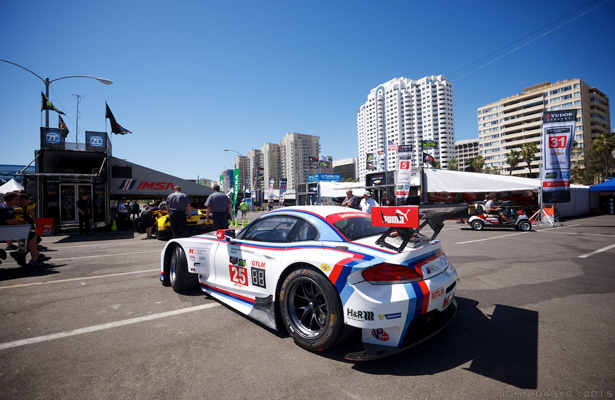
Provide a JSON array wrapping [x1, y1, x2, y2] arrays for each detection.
[[76, 192, 91, 235], [239, 198, 248, 220], [205, 185, 232, 230], [359, 190, 379, 214], [141, 203, 158, 239], [117, 199, 128, 230], [341, 189, 360, 210], [166, 186, 192, 238]]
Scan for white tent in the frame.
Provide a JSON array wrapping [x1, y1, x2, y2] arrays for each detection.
[[424, 169, 540, 193], [319, 182, 364, 198], [0, 178, 24, 194]]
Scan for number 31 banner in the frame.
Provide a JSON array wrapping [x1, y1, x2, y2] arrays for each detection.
[[541, 109, 577, 203]]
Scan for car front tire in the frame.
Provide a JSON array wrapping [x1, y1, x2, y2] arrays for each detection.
[[169, 245, 198, 291], [279, 268, 345, 352]]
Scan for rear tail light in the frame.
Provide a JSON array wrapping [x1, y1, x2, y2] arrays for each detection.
[[362, 263, 423, 285]]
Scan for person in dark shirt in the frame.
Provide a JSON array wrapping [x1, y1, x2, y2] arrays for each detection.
[[76, 192, 91, 235], [341, 190, 360, 210], [166, 186, 192, 238], [205, 185, 232, 230]]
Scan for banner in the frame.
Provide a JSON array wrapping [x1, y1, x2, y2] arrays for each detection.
[[279, 178, 287, 205], [395, 145, 413, 205], [366, 153, 375, 171], [268, 177, 275, 200], [233, 168, 240, 216], [541, 109, 577, 203]]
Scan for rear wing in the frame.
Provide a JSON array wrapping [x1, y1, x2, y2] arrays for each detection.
[[372, 204, 467, 252]]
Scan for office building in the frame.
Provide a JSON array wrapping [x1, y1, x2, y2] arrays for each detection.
[[280, 132, 321, 190], [357, 75, 455, 182], [261, 142, 281, 191], [454, 139, 479, 171], [478, 79, 610, 176]]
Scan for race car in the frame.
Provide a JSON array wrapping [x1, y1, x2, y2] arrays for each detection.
[[155, 209, 214, 240], [160, 205, 458, 361]]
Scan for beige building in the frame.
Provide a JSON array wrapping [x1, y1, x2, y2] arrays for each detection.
[[280, 132, 322, 190], [454, 138, 479, 171], [478, 79, 610, 177], [261, 143, 281, 191]]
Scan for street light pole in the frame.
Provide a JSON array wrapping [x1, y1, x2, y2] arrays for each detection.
[[1, 59, 113, 128]]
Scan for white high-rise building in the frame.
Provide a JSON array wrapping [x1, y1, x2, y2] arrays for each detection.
[[357, 76, 455, 182]]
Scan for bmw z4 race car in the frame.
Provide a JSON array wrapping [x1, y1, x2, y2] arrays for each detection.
[[160, 205, 459, 361]]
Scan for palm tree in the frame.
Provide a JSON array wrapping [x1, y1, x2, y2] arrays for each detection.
[[447, 158, 458, 171], [471, 155, 485, 173], [592, 132, 615, 180], [506, 149, 521, 175], [520, 142, 539, 177]]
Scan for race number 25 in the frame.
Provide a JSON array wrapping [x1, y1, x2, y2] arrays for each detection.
[[229, 265, 248, 286], [548, 135, 567, 148]]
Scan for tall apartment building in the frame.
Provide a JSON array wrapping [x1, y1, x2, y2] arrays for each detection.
[[357, 75, 455, 182], [478, 79, 610, 177], [261, 143, 281, 191], [280, 132, 321, 190], [247, 149, 262, 196], [454, 139, 479, 171], [232, 155, 248, 192]]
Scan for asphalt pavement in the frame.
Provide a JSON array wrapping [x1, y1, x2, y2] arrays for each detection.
[[0, 213, 614, 400]]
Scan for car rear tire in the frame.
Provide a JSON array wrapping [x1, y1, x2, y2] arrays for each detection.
[[518, 220, 531, 231], [169, 245, 198, 291], [471, 220, 485, 231], [279, 268, 345, 352]]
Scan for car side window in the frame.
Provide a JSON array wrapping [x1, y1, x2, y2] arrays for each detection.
[[294, 221, 318, 241], [241, 216, 300, 243]]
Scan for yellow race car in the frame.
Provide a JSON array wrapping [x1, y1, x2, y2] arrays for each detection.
[[155, 208, 214, 240]]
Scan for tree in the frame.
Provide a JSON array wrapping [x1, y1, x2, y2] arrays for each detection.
[[592, 132, 615, 180], [520, 142, 539, 177], [505, 149, 521, 175], [471, 155, 485, 173], [448, 158, 458, 171]]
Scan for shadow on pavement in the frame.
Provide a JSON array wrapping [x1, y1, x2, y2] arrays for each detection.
[[55, 231, 135, 243], [326, 297, 538, 389]]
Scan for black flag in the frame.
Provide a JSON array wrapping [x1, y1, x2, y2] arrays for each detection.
[[41, 92, 65, 115], [105, 103, 131, 135], [423, 152, 436, 168], [58, 115, 70, 138]]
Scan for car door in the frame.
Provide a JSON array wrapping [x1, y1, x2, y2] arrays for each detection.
[[212, 215, 304, 301]]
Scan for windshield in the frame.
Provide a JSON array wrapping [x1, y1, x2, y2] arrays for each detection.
[[332, 216, 388, 241]]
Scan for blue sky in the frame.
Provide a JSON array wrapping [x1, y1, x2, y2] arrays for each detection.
[[1, 0, 613, 181]]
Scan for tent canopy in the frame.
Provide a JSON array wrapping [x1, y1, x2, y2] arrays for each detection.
[[319, 182, 364, 198], [424, 169, 540, 193], [0, 178, 24, 194], [589, 178, 615, 192]]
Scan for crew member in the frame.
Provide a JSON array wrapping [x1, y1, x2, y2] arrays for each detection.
[[166, 186, 192, 238], [205, 185, 232, 230]]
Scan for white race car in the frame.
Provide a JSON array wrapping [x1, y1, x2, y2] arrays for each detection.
[[160, 205, 458, 361]]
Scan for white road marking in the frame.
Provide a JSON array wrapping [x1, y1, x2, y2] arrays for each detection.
[[0, 269, 159, 290], [0, 303, 220, 351], [455, 224, 580, 245], [578, 243, 615, 259], [0, 250, 159, 268]]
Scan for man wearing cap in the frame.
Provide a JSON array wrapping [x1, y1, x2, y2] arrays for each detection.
[[166, 186, 192, 238], [360, 190, 379, 214]]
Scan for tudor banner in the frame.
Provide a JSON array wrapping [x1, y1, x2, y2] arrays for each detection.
[[395, 144, 412, 205], [541, 109, 577, 203]]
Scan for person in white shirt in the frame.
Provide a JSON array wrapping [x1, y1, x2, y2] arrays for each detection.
[[360, 190, 378, 214]]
